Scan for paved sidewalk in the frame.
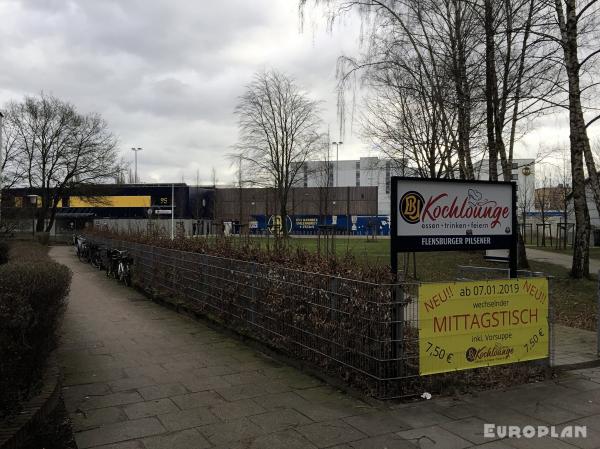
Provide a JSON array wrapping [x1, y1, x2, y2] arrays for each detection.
[[51, 246, 600, 449], [526, 248, 600, 274]]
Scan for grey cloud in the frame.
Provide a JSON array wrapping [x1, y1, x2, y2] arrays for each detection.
[[0, 0, 364, 183]]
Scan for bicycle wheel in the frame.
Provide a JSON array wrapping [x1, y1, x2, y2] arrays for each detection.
[[123, 267, 131, 287]]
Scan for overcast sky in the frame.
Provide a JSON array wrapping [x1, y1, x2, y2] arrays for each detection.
[[0, 1, 584, 185]]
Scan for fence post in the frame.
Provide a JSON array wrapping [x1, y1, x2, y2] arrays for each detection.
[[597, 271, 600, 358], [392, 284, 404, 379]]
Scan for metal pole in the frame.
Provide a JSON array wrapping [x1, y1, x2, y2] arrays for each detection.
[[597, 270, 600, 357], [131, 147, 143, 183], [171, 183, 174, 240]]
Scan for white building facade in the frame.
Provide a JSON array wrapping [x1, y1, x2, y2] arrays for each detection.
[[297, 156, 535, 216], [297, 157, 409, 216]]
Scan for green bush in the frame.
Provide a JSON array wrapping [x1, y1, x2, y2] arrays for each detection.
[[0, 258, 71, 418], [0, 241, 8, 265]]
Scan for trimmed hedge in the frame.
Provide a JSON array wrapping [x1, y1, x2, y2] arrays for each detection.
[[0, 244, 71, 419], [0, 241, 8, 265]]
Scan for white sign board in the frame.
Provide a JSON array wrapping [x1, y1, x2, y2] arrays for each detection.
[[392, 178, 514, 252]]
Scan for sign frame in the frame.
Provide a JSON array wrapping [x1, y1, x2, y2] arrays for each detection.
[[390, 176, 518, 278]]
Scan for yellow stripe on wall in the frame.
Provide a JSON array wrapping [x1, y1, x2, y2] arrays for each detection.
[[69, 196, 152, 208]]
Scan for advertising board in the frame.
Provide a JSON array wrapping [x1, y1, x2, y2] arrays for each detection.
[[418, 278, 549, 375], [391, 178, 515, 252]]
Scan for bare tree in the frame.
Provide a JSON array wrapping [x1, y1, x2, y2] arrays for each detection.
[[233, 70, 323, 237], [0, 110, 25, 230], [5, 93, 119, 233], [538, 0, 600, 277]]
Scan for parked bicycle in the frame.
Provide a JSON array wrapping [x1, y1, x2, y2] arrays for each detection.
[[106, 248, 133, 286], [89, 243, 105, 270], [117, 251, 133, 286], [75, 235, 90, 263]]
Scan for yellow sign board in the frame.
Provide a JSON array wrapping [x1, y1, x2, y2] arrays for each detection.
[[68, 196, 151, 208], [419, 278, 549, 375]]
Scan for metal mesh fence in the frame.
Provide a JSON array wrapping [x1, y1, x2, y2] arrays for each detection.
[[87, 236, 551, 399], [90, 235, 424, 398]]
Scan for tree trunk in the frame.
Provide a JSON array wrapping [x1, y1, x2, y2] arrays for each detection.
[[518, 231, 530, 270], [557, 0, 591, 278], [485, 0, 498, 182]]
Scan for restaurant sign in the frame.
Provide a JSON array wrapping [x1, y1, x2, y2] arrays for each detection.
[[391, 178, 515, 252]]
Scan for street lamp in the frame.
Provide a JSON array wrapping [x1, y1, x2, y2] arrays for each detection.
[[27, 194, 38, 238], [331, 141, 343, 187], [131, 147, 143, 183]]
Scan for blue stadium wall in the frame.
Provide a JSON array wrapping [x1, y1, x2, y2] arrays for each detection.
[[247, 215, 390, 236]]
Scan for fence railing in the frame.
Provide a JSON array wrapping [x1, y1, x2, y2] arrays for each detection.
[[87, 235, 552, 399], [90, 235, 422, 398]]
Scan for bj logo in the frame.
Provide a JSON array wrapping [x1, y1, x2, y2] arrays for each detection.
[[465, 347, 477, 362], [400, 191, 424, 224]]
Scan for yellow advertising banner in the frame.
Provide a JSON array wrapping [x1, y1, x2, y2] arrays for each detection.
[[68, 196, 151, 208], [419, 278, 549, 375]]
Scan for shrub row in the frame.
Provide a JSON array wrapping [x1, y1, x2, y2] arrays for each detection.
[[0, 240, 9, 265], [0, 243, 71, 418], [88, 228, 394, 284]]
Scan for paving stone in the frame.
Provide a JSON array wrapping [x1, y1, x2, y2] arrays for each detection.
[[297, 420, 367, 447], [171, 390, 225, 410], [568, 413, 600, 432], [62, 382, 111, 400], [222, 371, 269, 386], [339, 411, 414, 439], [439, 416, 493, 445], [558, 378, 600, 392], [74, 417, 165, 448], [216, 429, 319, 449], [193, 365, 239, 378], [79, 391, 144, 411], [294, 401, 368, 422], [137, 382, 188, 400], [471, 442, 516, 449], [348, 433, 418, 449], [198, 417, 266, 446], [546, 391, 600, 416], [72, 406, 127, 430], [93, 441, 144, 449], [389, 404, 453, 428], [252, 391, 311, 410], [249, 408, 313, 431], [64, 368, 127, 386], [395, 425, 471, 449], [210, 398, 266, 421], [552, 423, 600, 449], [158, 406, 220, 431], [123, 398, 179, 419], [180, 375, 231, 392], [513, 401, 584, 425], [215, 383, 269, 401], [507, 436, 585, 449], [109, 376, 157, 392], [141, 428, 211, 449]]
